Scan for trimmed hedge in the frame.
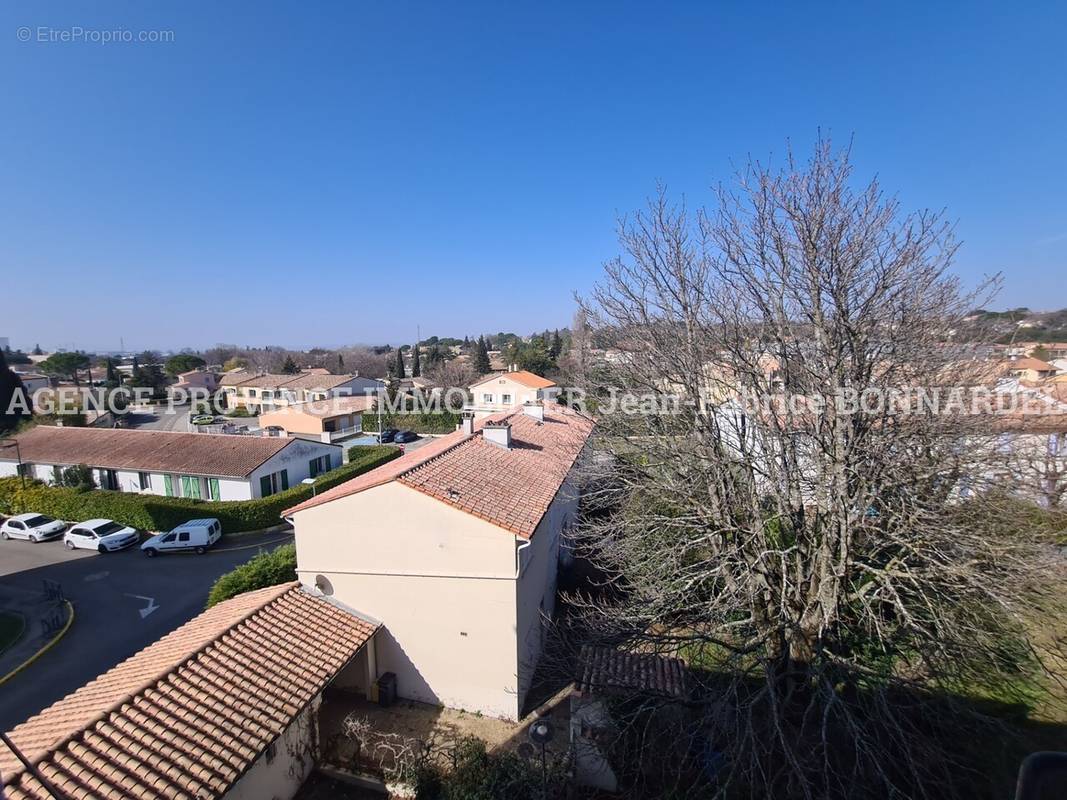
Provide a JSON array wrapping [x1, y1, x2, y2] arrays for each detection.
[[206, 543, 295, 608], [362, 410, 462, 435], [0, 445, 400, 534]]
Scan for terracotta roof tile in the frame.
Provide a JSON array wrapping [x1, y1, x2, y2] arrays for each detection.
[[0, 426, 302, 478], [286, 407, 594, 538], [576, 645, 690, 700], [1, 583, 377, 799], [469, 370, 557, 390]]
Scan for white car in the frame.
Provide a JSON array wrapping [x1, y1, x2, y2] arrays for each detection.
[[0, 514, 67, 542], [63, 519, 141, 553]]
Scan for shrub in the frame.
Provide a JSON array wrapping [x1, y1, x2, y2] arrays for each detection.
[[362, 411, 461, 435], [0, 445, 399, 533], [54, 463, 95, 491], [206, 543, 295, 607]]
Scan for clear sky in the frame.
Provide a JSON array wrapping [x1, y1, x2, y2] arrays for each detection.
[[2, 1, 1065, 352]]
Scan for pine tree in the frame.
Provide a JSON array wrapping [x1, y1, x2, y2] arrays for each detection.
[[394, 348, 405, 379], [412, 344, 421, 377], [337, 353, 345, 371], [550, 329, 562, 359], [474, 336, 491, 375], [281, 355, 299, 374], [105, 357, 120, 387], [32, 343, 43, 356]]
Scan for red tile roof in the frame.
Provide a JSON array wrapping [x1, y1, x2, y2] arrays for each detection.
[[0, 584, 377, 800], [469, 370, 557, 390], [285, 407, 594, 538], [576, 645, 690, 699], [0, 426, 303, 478]]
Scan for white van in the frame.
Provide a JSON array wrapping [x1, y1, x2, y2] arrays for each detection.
[[141, 518, 222, 557]]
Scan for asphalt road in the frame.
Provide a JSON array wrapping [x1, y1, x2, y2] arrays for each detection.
[[0, 531, 293, 731]]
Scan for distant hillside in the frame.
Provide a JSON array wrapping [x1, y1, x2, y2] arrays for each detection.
[[958, 307, 1067, 343]]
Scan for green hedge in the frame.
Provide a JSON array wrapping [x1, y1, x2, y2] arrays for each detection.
[[0, 445, 400, 534], [361, 410, 462, 435], [206, 543, 295, 608]]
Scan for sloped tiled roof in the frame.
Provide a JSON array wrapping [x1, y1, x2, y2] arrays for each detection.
[[576, 645, 689, 700], [217, 370, 252, 387], [1005, 357, 1056, 372], [0, 583, 378, 800], [469, 370, 557, 390], [285, 407, 593, 538], [0, 426, 296, 478]]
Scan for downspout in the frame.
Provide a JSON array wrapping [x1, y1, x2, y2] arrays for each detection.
[[515, 538, 532, 578]]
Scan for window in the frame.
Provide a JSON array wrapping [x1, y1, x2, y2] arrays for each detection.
[[178, 532, 190, 543], [483, 393, 493, 403], [161, 533, 176, 543], [261, 390, 274, 400], [138, 472, 151, 491], [259, 469, 289, 497], [208, 478, 221, 501], [248, 389, 258, 397], [181, 476, 202, 499], [16, 462, 32, 478], [501, 393, 512, 404], [308, 455, 331, 478], [9, 521, 24, 531]]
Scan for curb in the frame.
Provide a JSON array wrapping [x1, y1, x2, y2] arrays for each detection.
[[212, 533, 293, 554], [0, 600, 74, 687]]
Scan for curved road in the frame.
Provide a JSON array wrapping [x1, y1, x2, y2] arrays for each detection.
[[0, 531, 292, 732]]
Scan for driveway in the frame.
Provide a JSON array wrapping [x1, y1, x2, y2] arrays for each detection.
[[121, 402, 191, 432], [0, 531, 293, 731]]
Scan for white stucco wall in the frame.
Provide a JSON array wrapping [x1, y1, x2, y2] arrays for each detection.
[[292, 481, 526, 719], [247, 440, 341, 498], [225, 698, 319, 800]]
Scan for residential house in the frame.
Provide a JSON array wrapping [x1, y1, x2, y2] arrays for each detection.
[[172, 368, 219, 394], [0, 426, 341, 500], [0, 583, 379, 800], [223, 371, 383, 414], [466, 369, 559, 418], [284, 402, 594, 720], [11, 371, 50, 397], [258, 395, 375, 443], [1003, 356, 1058, 382]]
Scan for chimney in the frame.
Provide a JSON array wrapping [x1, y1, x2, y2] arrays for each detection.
[[460, 411, 476, 435], [522, 400, 544, 422], [483, 420, 512, 449]]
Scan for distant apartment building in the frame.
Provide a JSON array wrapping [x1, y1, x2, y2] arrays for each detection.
[[1003, 356, 1058, 382], [222, 371, 384, 413], [258, 395, 375, 443], [171, 368, 219, 394], [284, 402, 594, 720], [466, 369, 559, 418], [0, 426, 340, 500]]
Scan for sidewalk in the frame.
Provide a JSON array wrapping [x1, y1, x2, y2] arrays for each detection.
[[0, 582, 72, 682]]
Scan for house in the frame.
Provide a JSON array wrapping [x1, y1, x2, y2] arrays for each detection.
[[1002, 356, 1058, 382], [0, 583, 379, 800], [172, 368, 219, 394], [571, 645, 692, 793], [0, 426, 341, 500], [466, 369, 559, 418], [258, 395, 375, 443], [223, 371, 384, 414], [11, 371, 50, 397], [284, 402, 594, 720]]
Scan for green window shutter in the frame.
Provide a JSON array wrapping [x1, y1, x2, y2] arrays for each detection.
[[209, 478, 220, 501], [260, 474, 273, 497], [280, 469, 289, 491], [164, 474, 175, 497]]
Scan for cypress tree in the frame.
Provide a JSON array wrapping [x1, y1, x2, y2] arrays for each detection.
[[412, 343, 421, 377]]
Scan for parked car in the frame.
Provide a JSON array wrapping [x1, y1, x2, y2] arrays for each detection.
[[0, 513, 67, 543], [142, 518, 222, 557], [378, 428, 399, 443], [393, 430, 420, 444], [191, 414, 215, 426], [64, 519, 141, 553]]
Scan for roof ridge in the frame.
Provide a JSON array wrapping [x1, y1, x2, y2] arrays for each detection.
[[13, 582, 298, 776]]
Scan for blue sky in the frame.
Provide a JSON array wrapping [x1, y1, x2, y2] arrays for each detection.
[[2, 1, 1065, 352]]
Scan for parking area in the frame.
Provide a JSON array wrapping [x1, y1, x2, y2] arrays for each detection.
[[0, 526, 293, 731]]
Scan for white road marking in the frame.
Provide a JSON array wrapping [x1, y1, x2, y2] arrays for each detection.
[[124, 593, 159, 619]]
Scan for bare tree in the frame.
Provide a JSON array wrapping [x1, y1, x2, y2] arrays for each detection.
[[566, 140, 1064, 799], [425, 357, 477, 392]]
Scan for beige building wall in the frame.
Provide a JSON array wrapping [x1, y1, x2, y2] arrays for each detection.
[[225, 700, 319, 800], [292, 481, 527, 719]]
